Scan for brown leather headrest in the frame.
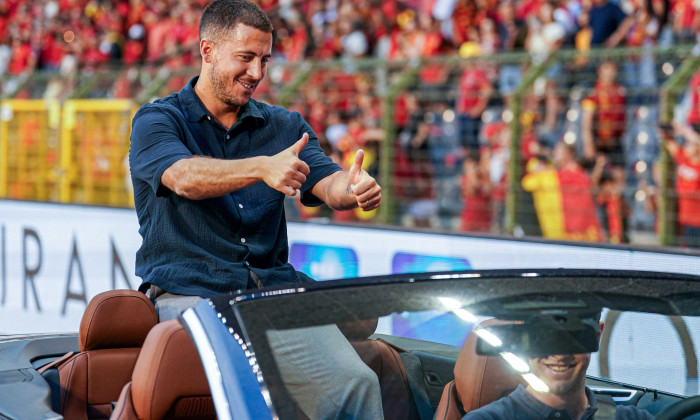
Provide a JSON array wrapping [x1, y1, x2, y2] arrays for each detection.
[[79, 289, 158, 351], [131, 320, 212, 420], [454, 319, 525, 412], [338, 318, 379, 340]]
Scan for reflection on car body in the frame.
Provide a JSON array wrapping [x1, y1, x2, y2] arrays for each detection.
[[2, 269, 700, 420], [184, 269, 700, 419]]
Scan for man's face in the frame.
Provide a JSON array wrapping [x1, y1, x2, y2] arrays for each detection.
[[206, 24, 272, 108], [599, 62, 617, 84], [552, 143, 570, 166], [529, 352, 591, 396]]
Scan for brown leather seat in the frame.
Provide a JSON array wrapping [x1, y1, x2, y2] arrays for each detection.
[[343, 318, 424, 420], [351, 338, 421, 420], [110, 320, 215, 420], [57, 289, 158, 420], [433, 319, 526, 420]]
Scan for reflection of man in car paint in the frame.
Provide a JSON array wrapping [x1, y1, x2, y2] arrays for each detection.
[[128, 0, 383, 418], [464, 319, 654, 420]]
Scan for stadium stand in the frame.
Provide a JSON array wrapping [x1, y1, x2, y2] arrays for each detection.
[[1, 0, 700, 248]]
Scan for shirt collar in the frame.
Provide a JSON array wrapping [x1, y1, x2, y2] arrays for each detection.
[[511, 384, 598, 420], [581, 387, 598, 420], [179, 76, 266, 126]]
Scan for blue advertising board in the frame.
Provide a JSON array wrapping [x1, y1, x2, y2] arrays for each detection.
[[289, 243, 359, 280], [391, 252, 471, 274]]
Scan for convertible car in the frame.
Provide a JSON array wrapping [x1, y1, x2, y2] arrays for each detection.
[[1, 269, 700, 420]]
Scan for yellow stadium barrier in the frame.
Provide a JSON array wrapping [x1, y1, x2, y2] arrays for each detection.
[[0, 99, 61, 202], [0, 99, 138, 207], [59, 99, 138, 208]]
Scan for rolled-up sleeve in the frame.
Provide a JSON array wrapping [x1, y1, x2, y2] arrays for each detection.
[[295, 113, 342, 206], [130, 105, 194, 196]]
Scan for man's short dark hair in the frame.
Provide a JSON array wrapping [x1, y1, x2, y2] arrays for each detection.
[[199, 0, 273, 43]]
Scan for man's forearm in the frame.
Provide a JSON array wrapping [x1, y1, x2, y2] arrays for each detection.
[[161, 155, 267, 200], [311, 150, 381, 212]]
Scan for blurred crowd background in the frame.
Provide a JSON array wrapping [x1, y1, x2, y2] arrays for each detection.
[[0, 0, 688, 71], [2, 0, 700, 249]]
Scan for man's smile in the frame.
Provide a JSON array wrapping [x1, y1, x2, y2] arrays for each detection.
[[238, 80, 256, 91], [544, 362, 577, 373]]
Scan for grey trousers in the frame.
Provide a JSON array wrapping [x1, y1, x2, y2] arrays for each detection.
[[151, 290, 384, 420]]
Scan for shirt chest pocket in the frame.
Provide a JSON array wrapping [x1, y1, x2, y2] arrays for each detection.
[[236, 182, 284, 221]]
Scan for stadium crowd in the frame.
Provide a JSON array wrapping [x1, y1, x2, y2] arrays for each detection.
[[2, 0, 700, 247], [0, 0, 690, 75], [0, 0, 690, 73]]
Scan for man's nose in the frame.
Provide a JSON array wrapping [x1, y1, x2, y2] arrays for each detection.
[[247, 60, 264, 80]]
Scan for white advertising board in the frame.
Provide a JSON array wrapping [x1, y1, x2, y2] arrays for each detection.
[[0, 201, 141, 334], [1, 199, 699, 335]]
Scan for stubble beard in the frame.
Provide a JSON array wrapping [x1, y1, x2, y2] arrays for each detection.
[[546, 365, 587, 397], [208, 64, 249, 109]]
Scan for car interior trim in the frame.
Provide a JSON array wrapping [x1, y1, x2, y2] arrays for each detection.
[[589, 387, 639, 403]]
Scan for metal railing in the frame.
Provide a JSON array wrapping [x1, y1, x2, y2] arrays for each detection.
[[2, 45, 699, 248]]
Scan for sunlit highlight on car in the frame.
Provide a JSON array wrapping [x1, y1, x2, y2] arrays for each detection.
[[523, 373, 550, 393], [500, 352, 530, 373], [438, 297, 478, 322], [474, 328, 503, 347], [437, 297, 462, 310], [431, 273, 482, 280]]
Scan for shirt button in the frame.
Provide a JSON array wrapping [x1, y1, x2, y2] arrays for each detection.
[[241, 238, 246, 243], [226, 135, 230, 140], [554, 413, 561, 418], [207, 116, 211, 121], [238, 204, 243, 209]]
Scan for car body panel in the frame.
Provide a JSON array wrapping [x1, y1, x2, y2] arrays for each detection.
[[185, 269, 700, 419], [1, 269, 700, 419], [181, 300, 273, 420], [0, 334, 78, 419]]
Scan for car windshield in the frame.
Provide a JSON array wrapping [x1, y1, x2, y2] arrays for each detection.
[[210, 270, 700, 418]]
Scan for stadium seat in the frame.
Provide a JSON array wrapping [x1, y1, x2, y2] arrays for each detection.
[[56, 289, 158, 420], [110, 319, 214, 420], [433, 319, 526, 420]]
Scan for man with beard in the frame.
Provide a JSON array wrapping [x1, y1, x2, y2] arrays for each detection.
[[463, 317, 654, 420], [129, 0, 383, 418]]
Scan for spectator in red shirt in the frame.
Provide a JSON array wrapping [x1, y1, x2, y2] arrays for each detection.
[[553, 142, 604, 242], [596, 170, 630, 243], [581, 60, 627, 180], [670, 0, 698, 43], [144, 9, 174, 63], [482, 121, 510, 233], [456, 60, 493, 152], [451, 0, 479, 46], [123, 26, 146, 66], [39, 32, 64, 71], [7, 37, 36, 75], [686, 69, 700, 132], [460, 150, 493, 232], [80, 35, 109, 70], [667, 124, 700, 247]]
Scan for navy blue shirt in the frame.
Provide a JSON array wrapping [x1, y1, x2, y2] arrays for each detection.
[[463, 384, 654, 420], [129, 77, 342, 297], [590, 2, 627, 45]]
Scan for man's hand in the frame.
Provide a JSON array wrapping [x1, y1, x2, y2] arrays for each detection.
[[348, 149, 382, 211], [263, 133, 311, 196]]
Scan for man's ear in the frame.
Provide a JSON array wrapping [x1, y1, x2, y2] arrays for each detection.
[[597, 321, 605, 342], [200, 39, 214, 63]]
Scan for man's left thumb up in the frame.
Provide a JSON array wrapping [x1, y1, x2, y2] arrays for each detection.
[[348, 149, 365, 186]]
